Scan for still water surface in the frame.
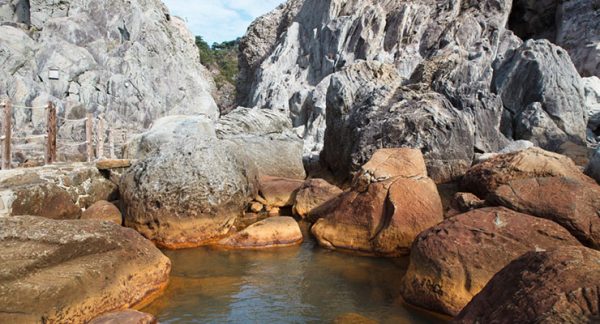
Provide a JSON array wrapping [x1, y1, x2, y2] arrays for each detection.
[[143, 225, 446, 324]]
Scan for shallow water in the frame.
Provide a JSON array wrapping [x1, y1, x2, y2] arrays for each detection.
[[143, 224, 447, 324]]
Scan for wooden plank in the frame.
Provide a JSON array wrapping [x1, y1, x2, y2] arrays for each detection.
[[45, 101, 57, 164], [2, 100, 11, 170], [96, 116, 104, 159], [96, 159, 135, 170], [86, 112, 93, 162]]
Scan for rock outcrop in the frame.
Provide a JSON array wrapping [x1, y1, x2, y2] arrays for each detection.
[[585, 76, 600, 137], [311, 148, 443, 256], [0, 0, 218, 162], [0, 163, 118, 219], [0, 216, 171, 323], [218, 216, 303, 249], [256, 176, 304, 208], [401, 207, 581, 316], [90, 310, 157, 324], [455, 246, 600, 323], [121, 139, 258, 249], [293, 178, 342, 219], [81, 200, 122, 225]]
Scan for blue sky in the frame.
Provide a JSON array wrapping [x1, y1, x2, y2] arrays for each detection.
[[163, 0, 285, 44]]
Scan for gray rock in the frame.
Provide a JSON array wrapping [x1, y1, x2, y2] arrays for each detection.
[[584, 76, 600, 136], [0, 0, 218, 162], [585, 146, 600, 184], [493, 39, 588, 150], [121, 138, 259, 249]]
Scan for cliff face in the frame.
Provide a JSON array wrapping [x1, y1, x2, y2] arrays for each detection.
[[239, 0, 597, 182], [0, 0, 218, 161]]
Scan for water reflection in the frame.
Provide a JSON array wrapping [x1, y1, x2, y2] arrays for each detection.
[[143, 223, 445, 324]]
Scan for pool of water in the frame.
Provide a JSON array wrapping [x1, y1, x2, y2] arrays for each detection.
[[143, 223, 447, 323]]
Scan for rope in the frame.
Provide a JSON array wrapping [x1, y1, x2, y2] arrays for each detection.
[[11, 104, 47, 110], [58, 117, 87, 122], [59, 141, 89, 147], [7, 135, 48, 140]]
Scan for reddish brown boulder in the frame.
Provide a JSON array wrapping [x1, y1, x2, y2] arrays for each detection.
[[81, 200, 123, 225], [312, 148, 443, 256], [0, 216, 170, 323], [452, 192, 486, 212], [11, 182, 82, 219], [489, 177, 600, 249], [401, 207, 581, 316], [292, 179, 342, 219], [257, 176, 304, 207], [462, 148, 593, 197], [90, 310, 156, 324], [218, 216, 303, 249], [455, 246, 600, 324]]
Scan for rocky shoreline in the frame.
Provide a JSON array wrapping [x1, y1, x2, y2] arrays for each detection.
[[1, 0, 600, 323]]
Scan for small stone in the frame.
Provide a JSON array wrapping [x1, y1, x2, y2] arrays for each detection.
[[81, 200, 122, 225], [249, 201, 263, 213]]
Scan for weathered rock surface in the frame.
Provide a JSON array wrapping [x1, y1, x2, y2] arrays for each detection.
[[0, 216, 171, 323], [218, 216, 303, 249], [401, 207, 581, 316], [311, 148, 443, 256], [81, 200, 122, 225], [0, 163, 118, 219], [0, 0, 218, 161], [256, 176, 304, 208], [462, 148, 593, 197], [455, 246, 600, 324], [493, 39, 587, 149], [489, 177, 600, 249], [90, 310, 156, 324], [121, 139, 258, 249], [586, 146, 600, 184], [585, 76, 600, 137], [293, 178, 342, 219]]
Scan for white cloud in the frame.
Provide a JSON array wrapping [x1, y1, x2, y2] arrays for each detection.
[[162, 0, 284, 44]]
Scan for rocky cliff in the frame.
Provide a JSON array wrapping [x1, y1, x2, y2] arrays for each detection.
[[239, 0, 600, 183], [0, 0, 218, 162]]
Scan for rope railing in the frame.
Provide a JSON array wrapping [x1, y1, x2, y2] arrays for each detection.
[[11, 104, 48, 110]]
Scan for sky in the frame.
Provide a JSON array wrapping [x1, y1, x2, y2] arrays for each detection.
[[163, 0, 285, 45]]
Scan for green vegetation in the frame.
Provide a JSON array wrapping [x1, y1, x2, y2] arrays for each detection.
[[195, 36, 240, 88]]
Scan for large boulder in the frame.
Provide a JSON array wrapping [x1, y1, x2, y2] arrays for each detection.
[[0, 216, 171, 323], [462, 147, 594, 197], [0, 0, 218, 160], [586, 146, 600, 183], [81, 200, 123, 225], [217, 216, 303, 249], [121, 139, 258, 249], [293, 178, 342, 219], [585, 76, 600, 138], [455, 246, 600, 323], [488, 177, 600, 249], [311, 148, 443, 256], [256, 176, 304, 208], [493, 39, 588, 149], [0, 163, 118, 219], [401, 207, 581, 316]]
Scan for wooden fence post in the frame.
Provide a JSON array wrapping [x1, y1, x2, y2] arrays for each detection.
[[2, 100, 11, 170], [45, 101, 57, 165], [108, 128, 115, 159], [96, 116, 104, 159], [86, 112, 93, 163]]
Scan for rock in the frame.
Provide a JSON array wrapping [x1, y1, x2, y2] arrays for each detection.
[[401, 207, 581, 316], [96, 159, 135, 170], [249, 201, 264, 213], [586, 147, 600, 183], [555, 0, 600, 78], [333, 313, 378, 324], [292, 179, 342, 219], [452, 192, 486, 213], [0, 0, 218, 161], [455, 246, 600, 323], [121, 139, 258, 249], [352, 148, 427, 191], [239, 0, 513, 180], [89, 310, 156, 324], [217, 217, 303, 249], [488, 177, 600, 249], [493, 39, 587, 150], [0, 216, 171, 323], [0, 163, 118, 218], [584, 76, 600, 135], [311, 148, 443, 256], [257, 176, 304, 208], [474, 140, 535, 163], [462, 147, 594, 197], [81, 200, 122, 225]]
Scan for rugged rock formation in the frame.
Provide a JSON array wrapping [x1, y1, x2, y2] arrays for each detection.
[[0, 216, 171, 323], [293, 178, 342, 218], [90, 310, 157, 324], [462, 147, 594, 197], [81, 200, 122, 225], [585, 76, 600, 137], [120, 139, 258, 249], [488, 177, 600, 249], [311, 148, 443, 256], [0, 163, 118, 219], [586, 146, 600, 183], [218, 216, 303, 249], [401, 207, 581, 316], [256, 176, 304, 208], [455, 246, 600, 323], [0, 0, 218, 162]]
